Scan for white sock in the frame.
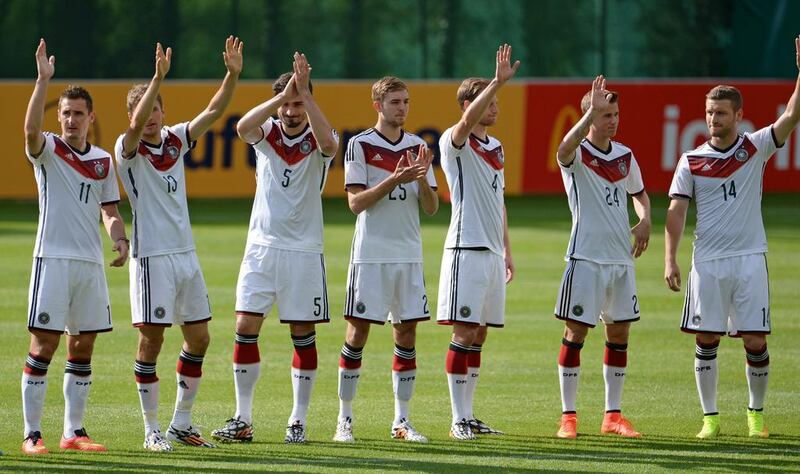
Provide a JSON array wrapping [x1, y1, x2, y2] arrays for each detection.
[[338, 367, 360, 421], [447, 373, 468, 424], [21, 373, 47, 436], [234, 363, 260, 424], [745, 346, 770, 410], [289, 368, 316, 426], [63, 362, 92, 439], [603, 365, 626, 412], [558, 366, 580, 413], [137, 381, 160, 435], [392, 369, 416, 425], [171, 375, 200, 430], [695, 343, 719, 415], [464, 367, 479, 420]]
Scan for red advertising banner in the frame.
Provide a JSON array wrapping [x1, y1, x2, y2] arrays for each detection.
[[522, 81, 800, 194]]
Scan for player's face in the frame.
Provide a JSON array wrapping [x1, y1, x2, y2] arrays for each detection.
[[376, 90, 409, 128], [705, 99, 741, 139], [592, 102, 619, 139], [478, 98, 499, 127], [57, 98, 94, 143], [278, 100, 307, 129], [143, 103, 165, 139]]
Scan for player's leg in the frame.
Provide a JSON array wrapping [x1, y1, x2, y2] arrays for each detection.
[[447, 323, 479, 439], [287, 322, 317, 443], [695, 332, 722, 438], [167, 322, 213, 447], [135, 325, 169, 450], [742, 333, 769, 438], [390, 320, 427, 442], [21, 330, 60, 454], [600, 321, 640, 437], [557, 321, 588, 439], [334, 318, 370, 442], [464, 326, 502, 435], [60, 332, 106, 451]]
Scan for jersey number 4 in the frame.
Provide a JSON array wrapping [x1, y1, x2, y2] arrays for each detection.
[[604, 186, 620, 207]]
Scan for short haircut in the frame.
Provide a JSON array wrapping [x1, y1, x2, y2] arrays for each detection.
[[456, 77, 490, 109], [126, 84, 163, 114], [372, 76, 407, 103], [706, 85, 742, 111], [273, 72, 313, 95], [59, 85, 93, 112], [580, 90, 619, 114]]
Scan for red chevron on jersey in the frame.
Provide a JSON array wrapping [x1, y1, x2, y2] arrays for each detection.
[[469, 136, 504, 170], [265, 125, 318, 165], [53, 137, 111, 180], [580, 145, 631, 183], [138, 130, 183, 172], [361, 143, 419, 173], [688, 137, 757, 178]]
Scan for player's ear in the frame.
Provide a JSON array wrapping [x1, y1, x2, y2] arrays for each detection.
[[735, 108, 743, 123], [372, 100, 382, 113], [89, 111, 95, 123]]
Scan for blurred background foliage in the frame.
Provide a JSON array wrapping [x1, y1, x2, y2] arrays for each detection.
[[1, 0, 798, 80]]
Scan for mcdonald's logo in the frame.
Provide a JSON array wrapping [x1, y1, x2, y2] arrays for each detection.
[[547, 105, 581, 172]]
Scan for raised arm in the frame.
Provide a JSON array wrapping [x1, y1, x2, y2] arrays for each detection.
[[664, 198, 689, 291], [188, 36, 243, 141], [293, 52, 337, 156], [24, 39, 55, 156], [101, 203, 129, 267], [556, 75, 610, 166], [630, 191, 651, 258], [236, 75, 295, 144], [772, 35, 800, 145], [450, 44, 520, 147], [121, 43, 172, 158]]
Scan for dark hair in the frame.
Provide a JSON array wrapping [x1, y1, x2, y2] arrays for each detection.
[[456, 77, 490, 109], [273, 72, 313, 95], [59, 85, 93, 112], [706, 85, 742, 111], [126, 84, 163, 114]]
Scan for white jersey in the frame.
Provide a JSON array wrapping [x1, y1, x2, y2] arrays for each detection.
[[115, 122, 195, 258], [345, 129, 437, 263], [27, 132, 120, 265], [668, 126, 780, 263], [440, 126, 505, 256], [559, 139, 645, 266], [245, 118, 336, 253]]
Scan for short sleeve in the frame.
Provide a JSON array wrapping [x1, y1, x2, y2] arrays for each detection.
[[626, 154, 645, 195], [746, 126, 780, 163], [100, 160, 121, 204], [26, 132, 55, 163], [322, 129, 340, 158], [425, 163, 437, 189], [113, 134, 132, 170], [167, 122, 195, 154], [668, 155, 693, 200], [558, 147, 580, 169], [344, 137, 367, 188], [439, 127, 464, 160], [251, 118, 276, 155]]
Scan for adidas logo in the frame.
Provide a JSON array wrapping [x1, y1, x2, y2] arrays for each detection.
[[702, 164, 712, 171], [372, 154, 383, 161], [179, 380, 189, 389], [590, 159, 599, 166]]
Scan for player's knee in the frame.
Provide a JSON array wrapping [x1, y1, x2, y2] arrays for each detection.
[[452, 324, 479, 346], [695, 333, 721, 346], [564, 324, 588, 344], [235, 313, 263, 335], [29, 332, 59, 359], [742, 334, 767, 353]]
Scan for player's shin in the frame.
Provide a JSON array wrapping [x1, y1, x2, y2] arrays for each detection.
[[63, 358, 92, 439], [233, 332, 260, 423], [289, 332, 317, 426], [134, 360, 160, 435], [446, 342, 470, 424], [338, 343, 363, 421], [22, 353, 50, 436], [171, 350, 203, 430], [558, 338, 582, 413], [465, 345, 482, 420], [392, 344, 417, 424], [745, 345, 769, 410], [695, 340, 719, 415], [603, 342, 627, 412]]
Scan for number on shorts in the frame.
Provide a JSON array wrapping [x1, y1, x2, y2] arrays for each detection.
[[632, 295, 640, 315], [313, 297, 322, 316], [761, 307, 767, 327], [422, 295, 430, 315]]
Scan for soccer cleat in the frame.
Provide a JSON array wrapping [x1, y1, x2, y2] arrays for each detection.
[[468, 418, 504, 435], [747, 409, 769, 438], [167, 425, 217, 448], [391, 419, 428, 443], [22, 431, 48, 455], [143, 430, 174, 452], [557, 413, 578, 439], [211, 417, 254, 443], [696, 414, 721, 439], [284, 421, 307, 444], [332, 417, 355, 443], [449, 419, 476, 440], [60, 428, 108, 452], [601, 412, 642, 438]]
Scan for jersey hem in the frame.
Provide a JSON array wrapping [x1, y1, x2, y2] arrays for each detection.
[[691, 249, 767, 264], [33, 254, 104, 266], [133, 246, 197, 259], [563, 255, 634, 267], [247, 240, 324, 254], [349, 258, 424, 264]]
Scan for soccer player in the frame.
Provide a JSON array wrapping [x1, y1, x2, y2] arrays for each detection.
[[553, 76, 651, 439], [437, 45, 518, 440], [211, 52, 338, 445], [665, 35, 800, 439], [115, 37, 243, 451], [332, 76, 438, 444], [21, 39, 129, 455]]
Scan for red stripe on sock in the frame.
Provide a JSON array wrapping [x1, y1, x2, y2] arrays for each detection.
[[339, 356, 362, 369], [135, 374, 159, 384], [393, 355, 416, 372], [233, 342, 260, 364], [176, 359, 202, 378], [558, 343, 581, 368], [292, 346, 318, 370], [467, 350, 481, 369], [23, 366, 47, 376], [604, 347, 627, 367], [446, 349, 468, 375]]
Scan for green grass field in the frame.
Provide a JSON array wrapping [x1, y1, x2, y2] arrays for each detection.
[[0, 195, 798, 473]]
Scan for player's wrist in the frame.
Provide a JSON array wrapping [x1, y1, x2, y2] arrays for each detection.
[[115, 237, 130, 245]]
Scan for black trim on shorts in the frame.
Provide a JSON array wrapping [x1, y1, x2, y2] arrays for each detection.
[[448, 249, 462, 323], [235, 311, 266, 318], [680, 328, 726, 335], [486, 322, 504, 328], [344, 263, 356, 318], [320, 254, 330, 321], [279, 318, 332, 325], [140, 257, 152, 324], [27, 327, 65, 334], [555, 314, 596, 328], [728, 330, 771, 338], [344, 314, 388, 326], [28, 257, 44, 328], [184, 317, 212, 326], [557, 259, 577, 321], [77, 327, 113, 334], [134, 322, 172, 328], [680, 270, 692, 329]]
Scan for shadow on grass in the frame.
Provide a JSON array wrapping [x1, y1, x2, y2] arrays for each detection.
[[3, 434, 799, 473]]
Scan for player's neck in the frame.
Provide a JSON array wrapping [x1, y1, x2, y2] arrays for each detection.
[[709, 133, 738, 151], [586, 132, 611, 152], [63, 135, 89, 152], [141, 132, 161, 146], [281, 120, 308, 137], [471, 124, 488, 141], [374, 121, 402, 142]]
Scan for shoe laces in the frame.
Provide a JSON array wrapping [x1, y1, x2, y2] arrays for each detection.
[[26, 431, 43, 444]]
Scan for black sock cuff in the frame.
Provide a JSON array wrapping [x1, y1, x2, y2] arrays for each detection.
[[291, 332, 317, 348], [65, 359, 92, 376], [562, 338, 584, 350], [695, 343, 718, 360], [235, 333, 259, 344], [605, 341, 628, 352], [179, 350, 205, 365], [449, 341, 471, 353]]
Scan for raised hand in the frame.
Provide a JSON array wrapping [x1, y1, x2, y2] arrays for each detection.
[[408, 144, 432, 181], [35, 39, 55, 81], [224, 35, 244, 76], [293, 52, 312, 96], [391, 154, 419, 185], [155, 42, 172, 80], [590, 75, 611, 111], [495, 44, 520, 85]]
